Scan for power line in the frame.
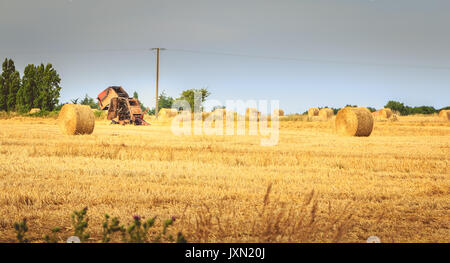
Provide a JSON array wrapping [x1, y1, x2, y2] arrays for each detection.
[[166, 48, 450, 71], [2, 46, 450, 71], [0, 47, 149, 54]]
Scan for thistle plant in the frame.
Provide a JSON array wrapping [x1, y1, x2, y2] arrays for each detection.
[[71, 207, 90, 242], [126, 215, 156, 243], [43, 227, 61, 243], [102, 214, 125, 243], [176, 232, 187, 243], [11, 210, 187, 243], [154, 217, 175, 242], [13, 218, 28, 243]]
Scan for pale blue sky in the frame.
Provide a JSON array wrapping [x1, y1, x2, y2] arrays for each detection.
[[0, 0, 449, 113]]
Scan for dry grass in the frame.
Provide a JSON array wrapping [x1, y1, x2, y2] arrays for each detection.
[[0, 115, 449, 243]]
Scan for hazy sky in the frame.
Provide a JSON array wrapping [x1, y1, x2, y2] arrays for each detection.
[[0, 0, 449, 113]]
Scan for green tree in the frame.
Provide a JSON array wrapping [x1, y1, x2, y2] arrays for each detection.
[[158, 91, 174, 109], [0, 58, 21, 112], [212, 105, 225, 111], [176, 88, 210, 112], [148, 91, 175, 115], [0, 67, 4, 111], [33, 63, 61, 111], [366, 107, 376, 113], [80, 94, 99, 109], [16, 64, 37, 113], [385, 100, 407, 115], [133, 91, 149, 113]]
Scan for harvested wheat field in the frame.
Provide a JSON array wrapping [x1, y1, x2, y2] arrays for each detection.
[[0, 115, 449, 243]]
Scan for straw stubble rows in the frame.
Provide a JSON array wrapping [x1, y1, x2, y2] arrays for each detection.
[[0, 116, 448, 242]]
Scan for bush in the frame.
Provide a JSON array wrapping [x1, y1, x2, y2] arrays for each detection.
[[406, 106, 436, 115], [93, 110, 107, 120], [366, 107, 376, 113], [27, 110, 59, 118]]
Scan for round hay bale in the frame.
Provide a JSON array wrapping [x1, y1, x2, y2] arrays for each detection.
[[213, 108, 227, 116], [58, 104, 95, 135], [273, 109, 284, 116], [372, 108, 392, 119], [245, 108, 260, 120], [308, 108, 319, 117], [335, 107, 374, 136], [439, 110, 450, 121], [246, 108, 259, 116], [381, 108, 392, 118], [158, 108, 178, 119], [29, 108, 40, 114], [390, 114, 398, 122], [371, 109, 382, 118], [319, 108, 333, 120], [202, 112, 212, 120]]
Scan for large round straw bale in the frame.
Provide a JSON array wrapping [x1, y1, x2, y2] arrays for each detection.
[[308, 108, 319, 117], [335, 107, 374, 136], [439, 110, 450, 121], [58, 104, 95, 135], [158, 108, 178, 119], [319, 108, 334, 120], [29, 108, 40, 114]]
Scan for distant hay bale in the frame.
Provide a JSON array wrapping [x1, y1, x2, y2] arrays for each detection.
[[372, 110, 382, 117], [308, 108, 319, 117], [372, 108, 393, 119], [29, 108, 40, 114], [245, 108, 261, 123], [245, 108, 260, 120], [158, 108, 178, 119], [273, 109, 284, 117], [213, 108, 227, 115], [202, 112, 211, 120], [390, 114, 398, 122], [246, 108, 259, 116], [58, 104, 95, 135], [439, 110, 450, 121], [318, 108, 334, 120], [335, 107, 374, 136], [382, 108, 393, 118]]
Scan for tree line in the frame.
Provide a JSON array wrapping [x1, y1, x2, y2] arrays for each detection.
[[2, 57, 446, 116], [308, 101, 449, 116], [0, 58, 61, 113]]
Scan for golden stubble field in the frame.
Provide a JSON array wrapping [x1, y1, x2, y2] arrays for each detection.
[[0, 115, 449, 242]]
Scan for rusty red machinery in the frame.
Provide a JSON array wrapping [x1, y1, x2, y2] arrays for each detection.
[[97, 86, 149, 125]]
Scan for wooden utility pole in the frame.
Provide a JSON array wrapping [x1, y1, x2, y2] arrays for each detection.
[[151, 48, 165, 118], [155, 48, 160, 118]]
